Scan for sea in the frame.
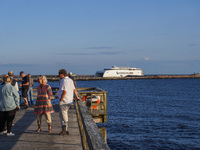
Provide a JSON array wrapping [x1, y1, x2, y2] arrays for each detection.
[[36, 78, 200, 149]]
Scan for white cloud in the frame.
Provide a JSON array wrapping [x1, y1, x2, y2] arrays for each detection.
[[144, 57, 150, 61]]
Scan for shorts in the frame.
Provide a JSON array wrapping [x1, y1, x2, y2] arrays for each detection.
[[22, 87, 29, 98]]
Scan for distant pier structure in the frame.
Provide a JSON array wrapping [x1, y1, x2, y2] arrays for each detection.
[[1, 74, 200, 82]]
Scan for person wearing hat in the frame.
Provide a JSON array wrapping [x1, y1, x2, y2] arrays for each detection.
[[0, 76, 19, 136], [19, 71, 29, 109]]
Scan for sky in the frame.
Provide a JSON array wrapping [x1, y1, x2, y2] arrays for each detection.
[[0, 0, 200, 75]]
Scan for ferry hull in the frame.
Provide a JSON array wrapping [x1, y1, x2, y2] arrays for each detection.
[[95, 66, 143, 77], [103, 70, 143, 77]]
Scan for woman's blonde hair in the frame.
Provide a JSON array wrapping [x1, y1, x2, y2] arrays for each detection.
[[3, 75, 11, 83], [38, 75, 47, 84]]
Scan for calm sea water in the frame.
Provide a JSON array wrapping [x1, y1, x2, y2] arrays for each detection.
[[44, 78, 200, 149]]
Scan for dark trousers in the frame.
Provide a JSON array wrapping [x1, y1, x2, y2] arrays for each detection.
[[0, 108, 17, 133]]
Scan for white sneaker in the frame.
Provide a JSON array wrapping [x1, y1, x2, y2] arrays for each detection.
[[7, 132, 15, 136], [3, 130, 7, 134]]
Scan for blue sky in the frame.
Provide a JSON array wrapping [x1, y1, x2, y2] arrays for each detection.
[[0, 0, 199, 75]]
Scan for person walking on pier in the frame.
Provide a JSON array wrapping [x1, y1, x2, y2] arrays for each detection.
[[34, 75, 54, 133], [58, 69, 80, 135], [27, 74, 34, 105], [0, 76, 19, 136], [19, 71, 29, 109]]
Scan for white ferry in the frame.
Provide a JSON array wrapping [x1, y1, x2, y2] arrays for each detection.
[[95, 66, 143, 77]]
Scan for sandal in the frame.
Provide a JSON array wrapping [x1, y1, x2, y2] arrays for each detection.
[[48, 125, 52, 133], [36, 128, 41, 132]]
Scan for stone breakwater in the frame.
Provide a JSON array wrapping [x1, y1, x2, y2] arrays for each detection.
[[1, 74, 199, 82], [75, 74, 200, 81]]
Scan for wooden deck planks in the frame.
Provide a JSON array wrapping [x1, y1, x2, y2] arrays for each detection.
[[0, 104, 82, 150]]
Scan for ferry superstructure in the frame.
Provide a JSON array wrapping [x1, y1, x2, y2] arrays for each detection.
[[95, 66, 143, 77]]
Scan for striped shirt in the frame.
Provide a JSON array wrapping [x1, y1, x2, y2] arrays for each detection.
[[34, 84, 54, 114]]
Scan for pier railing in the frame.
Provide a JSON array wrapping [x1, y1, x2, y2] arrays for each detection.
[[76, 87, 107, 123], [75, 98, 110, 150]]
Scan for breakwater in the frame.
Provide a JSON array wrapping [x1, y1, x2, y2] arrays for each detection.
[[75, 74, 200, 81], [2, 74, 199, 82]]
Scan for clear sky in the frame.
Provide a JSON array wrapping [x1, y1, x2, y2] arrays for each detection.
[[0, 0, 199, 75]]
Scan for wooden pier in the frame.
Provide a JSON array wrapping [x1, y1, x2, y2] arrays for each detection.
[[0, 104, 82, 150], [0, 87, 110, 150]]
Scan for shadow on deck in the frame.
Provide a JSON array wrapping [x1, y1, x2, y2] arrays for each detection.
[[0, 104, 82, 150]]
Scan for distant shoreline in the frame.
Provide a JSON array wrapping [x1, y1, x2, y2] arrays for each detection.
[[1, 74, 200, 82], [74, 74, 200, 81]]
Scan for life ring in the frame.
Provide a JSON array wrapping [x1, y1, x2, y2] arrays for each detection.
[[83, 95, 87, 101], [92, 98, 100, 109]]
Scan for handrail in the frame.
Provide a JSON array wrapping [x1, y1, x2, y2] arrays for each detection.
[[75, 98, 110, 150], [77, 87, 107, 123]]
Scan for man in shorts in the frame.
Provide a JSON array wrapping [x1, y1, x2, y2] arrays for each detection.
[[19, 71, 29, 109]]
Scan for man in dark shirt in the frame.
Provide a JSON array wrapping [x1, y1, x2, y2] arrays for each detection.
[[19, 71, 29, 109]]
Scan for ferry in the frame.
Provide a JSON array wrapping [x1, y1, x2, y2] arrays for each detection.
[[95, 66, 143, 77]]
